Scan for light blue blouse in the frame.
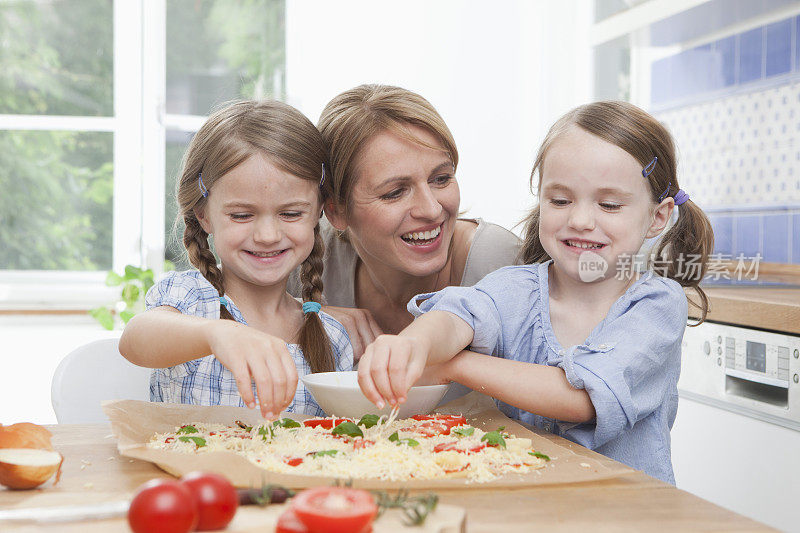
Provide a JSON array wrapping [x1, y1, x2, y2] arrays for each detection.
[[408, 261, 687, 484], [145, 270, 354, 416]]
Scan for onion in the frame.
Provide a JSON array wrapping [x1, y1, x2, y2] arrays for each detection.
[[0, 423, 54, 451], [0, 422, 62, 489], [0, 449, 63, 489]]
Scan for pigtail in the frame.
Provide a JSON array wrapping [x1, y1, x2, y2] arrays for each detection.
[[183, 216, 235, 321], [653, 198, 714, 326], [297, 223, 335, 373]]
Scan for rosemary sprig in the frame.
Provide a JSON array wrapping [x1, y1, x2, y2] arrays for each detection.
[[372, 489, 439, 526]]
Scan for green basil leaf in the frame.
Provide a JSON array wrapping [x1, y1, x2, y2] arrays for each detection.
[[452, 426, 474, 437], [178, 436, 206, 447], [403, 438, 419, 447], [480, 430, 506, 448], [529, 451, 550, 461], [332, 421, 363, 438], [273, 418, 301, 428], [388, 432, 399, 442], [358, 414, 380, 428], [313, 449, 339, 458], [177, 425, 198, 434]]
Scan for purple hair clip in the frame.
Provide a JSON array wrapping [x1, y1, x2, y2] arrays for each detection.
[[198, 173, 209, 198], [673, 189, 690, 206], [642, 156, 657, 177]]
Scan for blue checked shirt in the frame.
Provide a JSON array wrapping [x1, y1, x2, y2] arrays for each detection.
[[144, 270, 353, 416], [408, 261, 687, 484]]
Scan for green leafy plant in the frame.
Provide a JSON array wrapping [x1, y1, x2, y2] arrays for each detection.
[[89, 261, 174, 330]]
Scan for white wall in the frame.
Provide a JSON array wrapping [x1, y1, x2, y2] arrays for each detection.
[[285, 0, 593, 234], [0, 315, 120, 424]]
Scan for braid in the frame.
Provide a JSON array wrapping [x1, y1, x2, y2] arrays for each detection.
[[297, 223, 334, 373], [183, 217, 235, 321]]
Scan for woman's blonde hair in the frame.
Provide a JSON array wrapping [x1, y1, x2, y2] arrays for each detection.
[[520, 101, 714, 324], [176, 99, 334, 373], [317, 84, 458, 215]]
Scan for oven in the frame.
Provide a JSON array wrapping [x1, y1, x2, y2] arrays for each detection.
[[672, 319, 800, 532]]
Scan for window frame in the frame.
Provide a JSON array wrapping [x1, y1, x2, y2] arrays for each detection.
[[0, 0, 167, 310]]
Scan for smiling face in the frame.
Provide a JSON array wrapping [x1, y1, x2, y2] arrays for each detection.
[[538, 126, 672, 284], [326, 125, 460, 278], [195, 152, 321, 295]]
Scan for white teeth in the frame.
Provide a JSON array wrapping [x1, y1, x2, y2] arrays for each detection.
[[402, 226, 441, 242], [567, 240, 603, 249], [250, 250, 283, 258]]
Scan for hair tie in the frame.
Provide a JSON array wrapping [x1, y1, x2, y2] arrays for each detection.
[[319, 163, 325, 189], [673, 189, 690, 206], [302, 301, 322, 315], [199, 172, 209, 198]]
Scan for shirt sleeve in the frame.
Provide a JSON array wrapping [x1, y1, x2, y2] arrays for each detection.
[[553, 277, 687, 449], [407, 266, 536, 356], [144, 270, 220, 319]]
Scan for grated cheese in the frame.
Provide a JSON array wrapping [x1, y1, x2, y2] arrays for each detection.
[[148, 415, 548, 483]]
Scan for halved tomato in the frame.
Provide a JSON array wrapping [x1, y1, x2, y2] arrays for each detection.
[[291, 487, 377, 533], [276, 508, 309, 533]]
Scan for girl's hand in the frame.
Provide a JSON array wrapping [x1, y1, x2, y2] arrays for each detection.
[[357, 334, 431, 408], [206, 320, 298, 419], [322, 306, 383, 362]]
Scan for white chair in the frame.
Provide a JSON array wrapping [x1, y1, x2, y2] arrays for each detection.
[[51, 338, 152, 424]]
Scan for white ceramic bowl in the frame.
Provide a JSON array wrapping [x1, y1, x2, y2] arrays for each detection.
[[301, 371, 450, 419]]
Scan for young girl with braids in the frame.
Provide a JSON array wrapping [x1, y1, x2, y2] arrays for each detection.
[[356, 101, 714, 483], [120, 100, 353, 419]]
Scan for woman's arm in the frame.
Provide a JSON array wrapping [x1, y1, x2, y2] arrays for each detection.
[[321, 306, 383, 362], [439, 350, 596, 423], [120, 307, 298, 419]]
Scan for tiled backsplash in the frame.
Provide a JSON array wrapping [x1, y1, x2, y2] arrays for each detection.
[[651, 13, 800, 266]]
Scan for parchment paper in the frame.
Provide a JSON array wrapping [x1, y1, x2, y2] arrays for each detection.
[[102, 393, 635, 489]]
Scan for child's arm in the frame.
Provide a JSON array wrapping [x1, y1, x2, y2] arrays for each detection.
[[357, 310, 474, 408], [433, 350, 595, 422], [120, 307, 298, 419]]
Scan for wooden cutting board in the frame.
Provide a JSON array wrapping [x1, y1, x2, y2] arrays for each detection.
[[5, 502, 466, 532]]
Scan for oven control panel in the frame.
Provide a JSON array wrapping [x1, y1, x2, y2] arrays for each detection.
[[679, 321, 800, 431]]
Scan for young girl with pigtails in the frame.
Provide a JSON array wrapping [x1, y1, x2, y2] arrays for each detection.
[[120, 100, 353, 418], [356, 101, 714, 483]]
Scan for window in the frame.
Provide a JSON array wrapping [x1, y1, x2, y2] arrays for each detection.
[[0, 0, 285, 308]]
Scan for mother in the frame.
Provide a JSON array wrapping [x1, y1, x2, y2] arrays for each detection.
[[288, 84, 520, 358]]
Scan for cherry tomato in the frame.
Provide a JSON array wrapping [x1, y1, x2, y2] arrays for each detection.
[[292, 487, 377, 533], [179, 471, 239, 531], [128, 478, 198, 533], [276, 507, 310, 533], [285, 457, 304, 467]]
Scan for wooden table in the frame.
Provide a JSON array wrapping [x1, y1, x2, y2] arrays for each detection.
[[0, 425, 772, 532]]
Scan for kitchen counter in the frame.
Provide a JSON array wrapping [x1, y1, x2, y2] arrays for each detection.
[[688, 286, 800, 334], [0, 424, 772, 532]]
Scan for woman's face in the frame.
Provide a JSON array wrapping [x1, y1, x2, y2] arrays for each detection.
[[327, 125, 460, 278]]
